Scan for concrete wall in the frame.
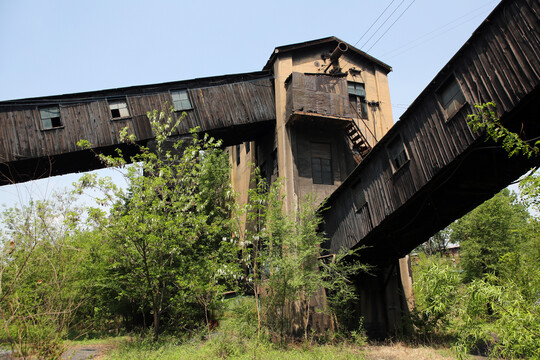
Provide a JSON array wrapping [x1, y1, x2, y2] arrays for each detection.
[[272, 44, 394, 212]]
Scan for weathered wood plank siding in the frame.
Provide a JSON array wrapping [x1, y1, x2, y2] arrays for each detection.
[[323, 0, 540, 255], [285, 73, 351, 121], [0, 74, 275, 164]]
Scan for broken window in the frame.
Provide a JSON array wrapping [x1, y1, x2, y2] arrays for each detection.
[[437, 77, 466, 119], [352, 180, 367, 211], [387, 136, 409, 172], [39, 106, 62, 130], [311, 142, 333, 185], [108, 98, 130, 119], [171, 89, 192, 111], [348, 82, 368, 118]]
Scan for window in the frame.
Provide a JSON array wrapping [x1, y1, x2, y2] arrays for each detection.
[[39, 106, 62, 130], [311, 142, 333, 185], [387, 136, 409, 172], [108, 98, 130, 119], [352, 180, 367, 211], [348, 82, 368, 118], [437, 77, 466, 118], [245, 141, 250, 153], [171, 89, 192, 111], [236, 144, 241, 165]]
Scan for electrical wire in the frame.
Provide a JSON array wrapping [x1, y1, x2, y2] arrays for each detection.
[[366, 0, 417, 52], [359, 0, 406, 50], [354, 0, 397, 47], [380, 1, 497, 60], [340, 0, 496, 75]]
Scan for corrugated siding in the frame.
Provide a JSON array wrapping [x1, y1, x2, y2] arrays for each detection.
[[324, 0, 540, 254]]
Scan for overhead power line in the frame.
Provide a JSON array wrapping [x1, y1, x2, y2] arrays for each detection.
[[379, 0, 498, 59], [354, 0, 397, 47], [359, 0, 406, 50], [366, 0, 417, 52]]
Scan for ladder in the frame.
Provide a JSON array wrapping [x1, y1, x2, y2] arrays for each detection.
[[345, 120, 371, 164]]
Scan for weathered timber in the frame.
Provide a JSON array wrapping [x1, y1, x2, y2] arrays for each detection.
[[321, 0, 540, 263], [285, 72, 352, 123], [0, 72, 276, 184]]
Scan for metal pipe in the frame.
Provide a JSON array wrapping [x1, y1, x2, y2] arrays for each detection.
[[330, 42, 348, 63]]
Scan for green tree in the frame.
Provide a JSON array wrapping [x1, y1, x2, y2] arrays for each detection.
[[242, 175, 368, 343], [450, 189, 529, 282], [76, 108, 240, 340], [410, 254, 460, 341], [416, 227, 451, 256], [0, 194, 88, 358]]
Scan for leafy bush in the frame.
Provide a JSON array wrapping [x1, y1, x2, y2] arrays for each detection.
[[0, 195, 88, 358], [410, 254, 460, 342]]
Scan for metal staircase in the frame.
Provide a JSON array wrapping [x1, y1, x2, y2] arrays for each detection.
[[345, 120, 371, 164]]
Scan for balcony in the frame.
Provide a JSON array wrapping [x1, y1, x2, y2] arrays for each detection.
[[285, 72, 353, 125]]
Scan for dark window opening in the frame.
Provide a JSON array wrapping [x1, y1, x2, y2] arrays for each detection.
[[311, 142, 333, 185], [352, 180, 367, 211], [348, 82, 368, 118], [236, 144, 241, 165], [245, 141, 250, 153], [272, 150, 278, 177], [39, 106, 62, 130], [437, 77, 466, 118], [387, 136, 409, 172], [108, 99, 130, 119]]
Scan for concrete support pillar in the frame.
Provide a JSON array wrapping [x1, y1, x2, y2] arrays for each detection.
[[354, 258, 412, 338]]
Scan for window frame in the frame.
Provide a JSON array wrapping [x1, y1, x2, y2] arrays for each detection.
[[351, 180, 367, 213], [386, 135, 410, 173], [107, 98, 131, 120], [311, 142, 333, 185], [39, 105, 63, 130], [170, 89, 193, 112], [436, 76, 467, 120], [348, 81, 368, 119]]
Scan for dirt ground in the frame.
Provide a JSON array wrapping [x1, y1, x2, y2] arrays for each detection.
[[364, 342, 490, 360], [365, 343, 455, 360], [61, 344, 113, 360]]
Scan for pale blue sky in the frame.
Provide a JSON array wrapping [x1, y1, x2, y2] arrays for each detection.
[[0, 0, 500, 207]]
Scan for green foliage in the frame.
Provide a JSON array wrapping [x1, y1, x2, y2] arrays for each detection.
[[456, 274, 540, 359], [241, 174, 369, 344], [467, 102, 540, 158], [74, 108, 241, 340], [450, 189, 529, 282], [519, 171, 540, 214], [410, 254, 460, 342], [0, 194, 89, 358], [322, 251, 369, 335], [106, 335, 368, 360], [415, 228, 451, 256], [413, 191, 540, 358]]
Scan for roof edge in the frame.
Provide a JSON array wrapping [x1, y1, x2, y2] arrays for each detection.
[[0, 70, 274, 104], [263, 36, 392, 73]]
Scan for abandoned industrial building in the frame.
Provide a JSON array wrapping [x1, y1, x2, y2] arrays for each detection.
[[0, 0, 538, 337]]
